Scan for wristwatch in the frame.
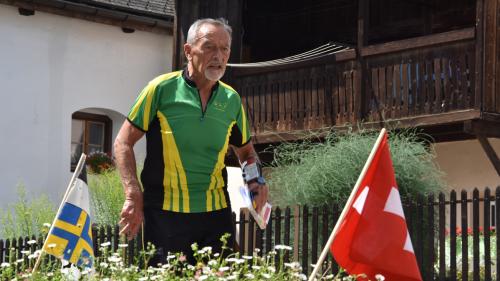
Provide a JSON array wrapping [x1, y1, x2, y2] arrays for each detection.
[[256, 176, 266, 185]]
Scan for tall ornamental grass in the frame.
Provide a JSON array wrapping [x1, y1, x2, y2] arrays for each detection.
[[267, 129, 446, 207], [87, 168, 125, 226]]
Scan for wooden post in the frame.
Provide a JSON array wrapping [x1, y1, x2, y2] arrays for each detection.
[[477, 135, 500, 176], [474, 0, 484, 109], [482, 0, 498, 112], [473, 189, 480, 281], [484, 188, 492, 281], [438, 193, 446, 280], [284, 207, 291, 262], [425, 194, 435, 281], [357, 0, 369, 121], [301, 205, 309, 275], [461, 190, 469, 279], [450, 190, 457, 281], [239, 210, 246, 256]]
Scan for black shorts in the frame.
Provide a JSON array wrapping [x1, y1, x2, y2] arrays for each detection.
[[143, 207, 235, 265]]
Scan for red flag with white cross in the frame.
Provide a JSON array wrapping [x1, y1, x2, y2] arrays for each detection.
[[330, 131, 422, 281]]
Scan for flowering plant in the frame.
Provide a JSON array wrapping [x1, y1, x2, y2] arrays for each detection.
[[0, 231, 386, 281], [86, 152, 114, 174]]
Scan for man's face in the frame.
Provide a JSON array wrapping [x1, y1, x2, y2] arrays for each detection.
[[185, 24, 231, 82]]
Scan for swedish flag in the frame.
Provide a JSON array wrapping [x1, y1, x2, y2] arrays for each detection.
[[43, 176, 94, 267]]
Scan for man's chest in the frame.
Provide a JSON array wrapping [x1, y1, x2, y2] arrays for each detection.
[[156, 92, 236, 153]]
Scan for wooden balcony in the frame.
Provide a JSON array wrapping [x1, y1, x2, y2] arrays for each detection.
[[225, 27, 500, 144]]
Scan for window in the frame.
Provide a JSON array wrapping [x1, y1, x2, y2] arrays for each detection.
[[71, 112, 112, 170]]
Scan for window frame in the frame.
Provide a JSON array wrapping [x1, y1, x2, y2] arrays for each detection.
[[71, 111, 112, 171]]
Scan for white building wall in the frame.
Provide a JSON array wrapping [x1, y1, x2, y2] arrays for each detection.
[[0, 3, 172, 208]]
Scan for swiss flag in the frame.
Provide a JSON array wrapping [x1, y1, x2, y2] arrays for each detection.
[[330, 131, 422, 281]]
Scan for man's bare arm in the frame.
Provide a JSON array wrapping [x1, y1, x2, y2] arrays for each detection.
[[114, 120, 144, 240]]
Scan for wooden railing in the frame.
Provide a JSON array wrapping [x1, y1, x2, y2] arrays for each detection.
[[364, 34, 477, 122], [224, 28, 482, 143]]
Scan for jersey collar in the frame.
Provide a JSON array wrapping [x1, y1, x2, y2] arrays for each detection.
[[182, 68, 220, 93]]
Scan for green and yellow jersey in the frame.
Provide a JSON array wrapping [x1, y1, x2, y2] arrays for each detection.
[[127, 70, 251, 213]]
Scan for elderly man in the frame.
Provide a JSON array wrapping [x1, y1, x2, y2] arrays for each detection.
[[114, 18, 269, 265]]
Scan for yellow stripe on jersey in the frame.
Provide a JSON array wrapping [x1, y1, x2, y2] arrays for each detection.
[[240, 105, 248, 144], [218, 81, 249, 145], [129, 71, 182, 131], [206, 121, 235, 211], [158, 111, 190, 212]]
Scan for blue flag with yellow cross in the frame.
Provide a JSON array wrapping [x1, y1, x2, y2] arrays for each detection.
[[43, 167, 94, 268]]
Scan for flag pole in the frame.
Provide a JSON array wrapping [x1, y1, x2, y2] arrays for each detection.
[[32, 153, 87, 274], [308, 128, 387, 281]]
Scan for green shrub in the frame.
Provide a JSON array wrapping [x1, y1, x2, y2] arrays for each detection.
[[0, 185, 56, 239], [267, 129, 446, 207]]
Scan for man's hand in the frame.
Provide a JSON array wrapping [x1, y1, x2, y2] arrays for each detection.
[[119, 191, 144, 241], [247, 182, 269, 213]]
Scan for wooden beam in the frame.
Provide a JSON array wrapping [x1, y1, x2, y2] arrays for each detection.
[[252, 110, 482, 144], [361, 28, 475, 57], [357, 0, 368, 49], [474, 0, 485, 110], [482, 112, 500, 122], [464, 119, 500, 138], [357, 0, 369, 122], [368, 109, 481, 129], [483, 0, 498, 112], [476, 135, 500, 176]]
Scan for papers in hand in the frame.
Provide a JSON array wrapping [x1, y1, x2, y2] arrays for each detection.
[[239, 185, 272, 230]]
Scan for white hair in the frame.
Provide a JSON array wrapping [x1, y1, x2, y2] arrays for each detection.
[[186, 18, 232, 45]]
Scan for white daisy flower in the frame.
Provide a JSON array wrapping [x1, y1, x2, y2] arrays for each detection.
[[108, 256, 121, 263], [219, 266, 230, 272], [274, 245, 292, 251]]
